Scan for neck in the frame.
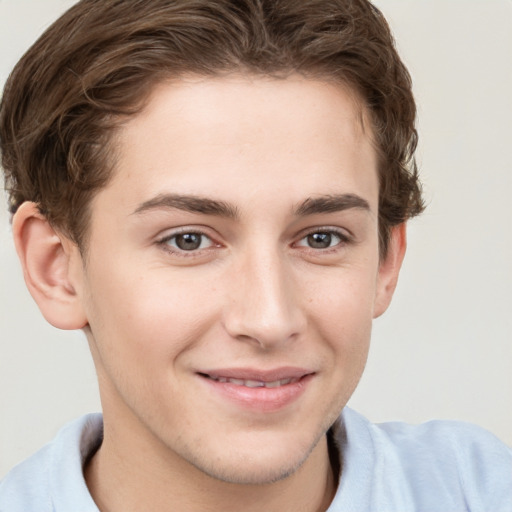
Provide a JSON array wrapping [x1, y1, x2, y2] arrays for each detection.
[[84, 415, 336, 512]]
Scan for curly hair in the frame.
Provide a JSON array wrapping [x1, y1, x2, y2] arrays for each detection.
[[0, 0, 424, 256]]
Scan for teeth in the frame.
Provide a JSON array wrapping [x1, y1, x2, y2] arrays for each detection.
[[209, 376, 297, 388], [244, 380, 265, 388], [229, 378, 245, 386]]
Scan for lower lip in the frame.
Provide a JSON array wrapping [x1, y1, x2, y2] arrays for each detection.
[[199, 374, 313, 413]]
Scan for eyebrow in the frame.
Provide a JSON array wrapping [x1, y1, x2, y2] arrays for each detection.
[[133, 194, 239, 219], [294, 194, 371, 216], [132, 192, 370, 219]]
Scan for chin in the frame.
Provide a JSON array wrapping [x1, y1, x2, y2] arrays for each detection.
[[193, 454, 302, 485], [183, 428, 327, 486]]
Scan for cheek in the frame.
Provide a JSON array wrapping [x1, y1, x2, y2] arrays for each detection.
[[84, 264, 220, 367], [303, 264, 377, 330], [301, 266, 375, 375]]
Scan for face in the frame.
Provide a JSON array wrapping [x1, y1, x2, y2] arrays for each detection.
[[74, 76, 399, 484]]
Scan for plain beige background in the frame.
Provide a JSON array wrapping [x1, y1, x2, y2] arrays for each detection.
[[1, 0, 511, 478]]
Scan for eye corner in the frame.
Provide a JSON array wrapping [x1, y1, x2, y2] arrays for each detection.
[[294, 227, 352, 251], [155, 227, 224, 258]]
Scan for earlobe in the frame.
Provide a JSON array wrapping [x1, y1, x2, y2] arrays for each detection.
[[373, 223, 407, 319], [12, 202, 88, 330]]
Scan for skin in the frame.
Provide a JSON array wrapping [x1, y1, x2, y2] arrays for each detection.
[[13, 75, 406, 512]]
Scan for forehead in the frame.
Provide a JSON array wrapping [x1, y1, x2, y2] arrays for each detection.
[[98, 75, 378, 217]]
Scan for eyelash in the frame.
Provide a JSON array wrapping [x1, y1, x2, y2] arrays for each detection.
[[295, 228, 352, 252], [156, 226, 351, 258], [156, 228, 218, 257]]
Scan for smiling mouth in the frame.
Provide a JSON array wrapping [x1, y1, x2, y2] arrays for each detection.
[[201, 374, 300, 388], [197, 369, 313, 412]]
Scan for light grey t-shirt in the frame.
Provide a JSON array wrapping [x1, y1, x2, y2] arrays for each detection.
[[1, 408, 511, 511]]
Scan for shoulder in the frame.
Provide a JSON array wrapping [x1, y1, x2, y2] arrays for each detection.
[[0, 414, 102, 512], [330, 408, 512, 512]]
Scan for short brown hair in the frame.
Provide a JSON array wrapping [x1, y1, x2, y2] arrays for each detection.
[[0, 0, 423, 256]]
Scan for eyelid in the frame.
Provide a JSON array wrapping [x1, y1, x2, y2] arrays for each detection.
[[293, 226, 354, 254], [295, 226, 352, 242], [156, 226, 222, 256]]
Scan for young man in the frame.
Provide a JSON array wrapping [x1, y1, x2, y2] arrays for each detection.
[[0, 1, 510, 511]]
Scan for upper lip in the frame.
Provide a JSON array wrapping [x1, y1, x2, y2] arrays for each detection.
[[198, 367, 314, 382]]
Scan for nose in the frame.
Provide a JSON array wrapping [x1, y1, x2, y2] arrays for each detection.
[[222, 248, 306, 349]]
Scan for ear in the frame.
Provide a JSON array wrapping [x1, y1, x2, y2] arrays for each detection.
[[373, 223, 407, 318], [12, 202, 88, 330]]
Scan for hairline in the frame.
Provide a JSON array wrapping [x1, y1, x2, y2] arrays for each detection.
[[73, 71, 385, 259]]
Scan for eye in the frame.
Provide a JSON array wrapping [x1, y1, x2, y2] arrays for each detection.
[[161, 231, 214, 252], [296, 230, 346, 249]]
